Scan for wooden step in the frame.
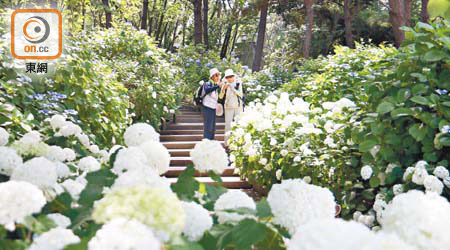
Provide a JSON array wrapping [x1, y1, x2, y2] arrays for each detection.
[[176, 117, 225, 123], [166, 123, 225, 130], [161, 130, 225, 135], [168, 149, 192, 157], [161, 134, 224, 142], [162, 141, 225, 149], [169, 176, 251, 189], [177, 111, 200, 115], [170, 157, 192, 166], [165, 166, 237, 177]]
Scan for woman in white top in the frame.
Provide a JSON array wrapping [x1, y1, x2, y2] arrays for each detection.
[[219, 69, 244, 146]]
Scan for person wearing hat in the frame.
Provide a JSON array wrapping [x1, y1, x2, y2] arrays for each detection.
[[201, 68, 223, 140], [219, 69, 244, 146]]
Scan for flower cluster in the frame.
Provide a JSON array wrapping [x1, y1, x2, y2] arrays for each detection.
[[191, 139, 229, 174]]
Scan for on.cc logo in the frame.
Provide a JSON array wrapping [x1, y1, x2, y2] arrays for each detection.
[[11, 9, 62, 60]]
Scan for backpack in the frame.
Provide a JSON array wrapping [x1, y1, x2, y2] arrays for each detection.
[[193, 81, 207, 106]]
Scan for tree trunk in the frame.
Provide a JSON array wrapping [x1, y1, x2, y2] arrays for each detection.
[[148, 0, 157, 35], [50, 0, 57, 9], [252, 0, 269, 72], [203, 0, 209, 48], [103, 0, 112, 28], [421, 0, 429, 23], [141, 0, 149, 30], [388, 0, 406, 47], [220, 24, 233, 58], [155, 0, 168, 41], [193, 0, 203, 44], [405, 0, 412, 27], [230, 23, 239, 55], [170, 20, 180, 51], [303, 0, 314, 58], [344, 0, 354, 48]]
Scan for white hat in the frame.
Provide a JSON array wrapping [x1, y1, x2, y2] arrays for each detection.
[[210, 68, 220, 78], [216, 103, 224, 116], [224, 69, 235, 78]]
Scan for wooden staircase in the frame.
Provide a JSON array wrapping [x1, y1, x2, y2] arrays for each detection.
[[162, 106, 252, 189]]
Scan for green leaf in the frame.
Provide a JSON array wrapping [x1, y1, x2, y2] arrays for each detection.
[[408, 123, 428, 142], [391, 108, 414, 118], [376, 101, 395, 114], [396, 89, 411, 103], [369, 176, 380, 188], [79, 169, 116, 207], [359, 140, 377, 152], [256, 199, 272, 218], [423, 49, 447, 62], [410, 96, 429, 106], [172, 165, 200, 200], [231, 219, 267, 249]]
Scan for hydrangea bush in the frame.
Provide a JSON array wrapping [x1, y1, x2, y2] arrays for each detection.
[[228, 20, 450, 219]]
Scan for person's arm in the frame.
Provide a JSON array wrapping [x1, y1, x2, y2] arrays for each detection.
[[203, 83, 219, 95], [229, 81, 243, 97]]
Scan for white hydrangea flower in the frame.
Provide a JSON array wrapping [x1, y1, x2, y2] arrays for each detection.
[[0, 127, 9, 146], [360, 165, 373, 180], [61, 177, 87, 201], [267, 179, 336, 235], [433, 166, 449, 179], [76, 133, 90, 148], [0, 147, 23, 176], [20, 131, 42, 144], [63, 148, 76, 162], [88, 218, 160, 250], [380, 190, 450, 250], [12, 131, 49, 156], [60, 122, 82, 137], [49, 114, 67, 130], [214, 190, 256, 224], [444, 176, 450, 188], [111, 169, 171, 192], [191, 139, 228, 174], [11, 157, 58, 191], [124, 123, 160, 147], [45, 146, 67, 162], [360, 232, 418, 250], [181, 201, 213, 241], [393, 184, 403, 196], [259, 158, 268, 165], [412, 168, 428, 185], [78, 156, 101, 173], [54, 162, 71, 179], [93, 186, 185, 241], [89, 145, 100, 154], [139, 141, 170, 175], [423, 175, 444, 194], [276, 169, 282, 180], [0, 181, 46, 230], [415, 160, 428, 169], [28, 228, 80, 250], [287, 219, 374, 250], [281, 149, 288, 156], [403, 167, 414, 181], [47, 213, 71, 228], [112, 146, 149, 175]]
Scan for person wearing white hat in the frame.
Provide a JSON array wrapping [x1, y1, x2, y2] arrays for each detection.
[[218, 69, 244, 146], [201, 68, 223, 140]]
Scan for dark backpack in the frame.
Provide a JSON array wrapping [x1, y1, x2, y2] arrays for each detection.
[[193, 82, 206, 106]]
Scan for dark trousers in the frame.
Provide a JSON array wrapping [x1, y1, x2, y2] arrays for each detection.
[[202, 105, 216, 140]]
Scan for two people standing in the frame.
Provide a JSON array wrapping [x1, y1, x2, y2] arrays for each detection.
[[201, 68, 244, 145]]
